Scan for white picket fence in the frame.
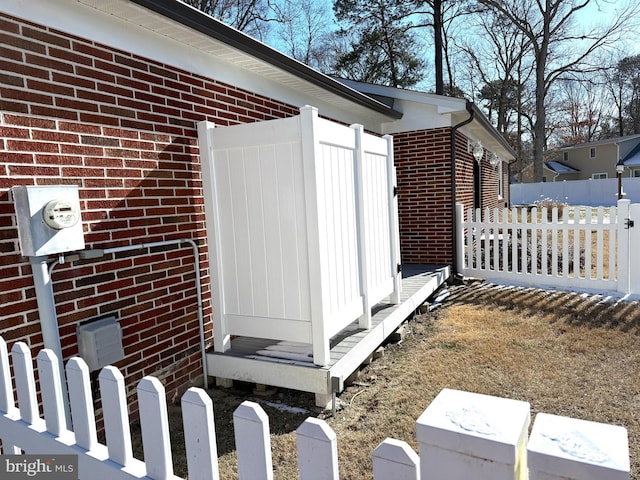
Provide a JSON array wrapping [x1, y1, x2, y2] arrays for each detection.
[[456, 199, 640, 294], [0, 338, 630, 479]]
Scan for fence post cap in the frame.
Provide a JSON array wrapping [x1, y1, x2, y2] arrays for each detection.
[[528, 412, 630, 478], [11, 342, 30, 355], [98, 365, 124, 382], [137, 376, 164, 394], [66, 356, 89, 372], [36, 349, 58, 363], [416, 388, 530, 464], [181, 387, 212, 407]]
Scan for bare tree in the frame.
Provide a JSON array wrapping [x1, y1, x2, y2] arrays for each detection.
[[460, 8, 535, 181], [411, 0, 475, 95], [183, 0, 277, 39], [607, 54, 640, 136], [273, 0, 336, 71], [551, 75, 605, 145], [476, 0, 638, 182]]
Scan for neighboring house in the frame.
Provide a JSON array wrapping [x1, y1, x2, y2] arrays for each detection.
[[0, 0, 514, 410], [539, 134, 640, 182]]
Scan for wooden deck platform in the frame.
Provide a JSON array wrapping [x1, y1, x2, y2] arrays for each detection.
[[206, 264, 450, 406]]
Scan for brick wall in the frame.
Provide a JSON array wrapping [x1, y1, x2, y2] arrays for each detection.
[[395, 128, 452, 265], [395, 128, 507, 265], [0, 10, 511, 413], [0, 12, 297, 413]]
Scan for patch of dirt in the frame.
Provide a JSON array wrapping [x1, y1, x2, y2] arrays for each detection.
[[133, 280, 640, 479]]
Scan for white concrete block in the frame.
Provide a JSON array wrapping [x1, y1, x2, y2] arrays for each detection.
[[416, 388, 530, 480], [528, 413, 630, 480]]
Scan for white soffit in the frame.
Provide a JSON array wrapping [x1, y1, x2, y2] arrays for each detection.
[[0, 0, 395, 130]]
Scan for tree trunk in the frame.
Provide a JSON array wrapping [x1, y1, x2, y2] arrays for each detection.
[[516, 59, 524, 183], [434, 0, 443, 95], [532, 2, 551, 183], [532, 50, 547, 182]]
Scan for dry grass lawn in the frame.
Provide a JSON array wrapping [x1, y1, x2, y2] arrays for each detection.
[[136, 281, 640, 479]]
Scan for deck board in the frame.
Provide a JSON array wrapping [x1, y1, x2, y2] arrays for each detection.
[[206, 264, 450, 400]]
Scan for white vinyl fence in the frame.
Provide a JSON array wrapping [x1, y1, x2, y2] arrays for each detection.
[[510, 177, 640, 206], [198, 106, 401, 367], [0, 338, 630, 480], [457, 199, 640, 295]]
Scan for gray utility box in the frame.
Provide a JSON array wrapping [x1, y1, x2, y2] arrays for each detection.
[[12, 185, 84, 257], [77, 316, 125, 371]]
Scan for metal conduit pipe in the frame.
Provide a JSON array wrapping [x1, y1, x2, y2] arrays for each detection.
[[50, 238, 209, 390], [31, 255, 72, 428]]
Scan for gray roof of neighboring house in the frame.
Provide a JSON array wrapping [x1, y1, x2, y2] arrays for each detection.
[[545, 161, 580, 174], [559, 133, 640, 150], [621, 142, 640, 166]]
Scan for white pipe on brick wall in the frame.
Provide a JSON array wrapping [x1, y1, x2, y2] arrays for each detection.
[[50, 238, 209, 391], [31, 256, 72, 428]]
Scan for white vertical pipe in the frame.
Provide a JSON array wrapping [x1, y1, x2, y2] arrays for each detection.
[[29, 256, 71, 428]]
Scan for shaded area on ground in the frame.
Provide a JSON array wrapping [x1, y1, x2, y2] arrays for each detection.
[[132, 280, 640, 479]]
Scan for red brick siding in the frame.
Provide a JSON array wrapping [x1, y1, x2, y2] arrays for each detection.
[[0, 12, 297, 415], [395, 129, 507, 265], [454, 131, 475, 216], [395, 128, 452, 265]]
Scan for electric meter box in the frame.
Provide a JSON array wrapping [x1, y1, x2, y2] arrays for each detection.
[[12, 185, 84, 257]]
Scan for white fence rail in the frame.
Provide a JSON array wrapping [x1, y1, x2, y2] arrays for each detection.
[[0, 338, 630, 479], [511, 177, 640, 206], [457, 200, 640, 294]]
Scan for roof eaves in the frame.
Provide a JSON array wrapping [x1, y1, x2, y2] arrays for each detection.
[[559, 133, 640, 150], [544, 161, 580, 174], [466, 101, 517, 159], [129, 0, 403, 120]]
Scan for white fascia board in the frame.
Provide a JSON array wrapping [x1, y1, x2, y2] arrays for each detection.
[[379, 99, 460, 134], [338, 79, 469, 128], [0, 0, 388, 131], [377, 95, 515, 161]]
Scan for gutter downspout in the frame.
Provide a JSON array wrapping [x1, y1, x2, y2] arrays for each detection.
[[450, 101, 475, 279]]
